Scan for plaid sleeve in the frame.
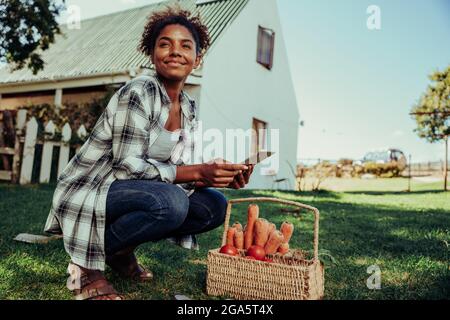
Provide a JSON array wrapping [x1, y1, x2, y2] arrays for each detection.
[[112, 81, 177, 183], [177, 108, 198, 190], [147, 158, 177, 183]]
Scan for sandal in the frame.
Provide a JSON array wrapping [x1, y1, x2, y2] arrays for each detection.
[[106, 252, 153, 282], [67, 262, 124, 300]]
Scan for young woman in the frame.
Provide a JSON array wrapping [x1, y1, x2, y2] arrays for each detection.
[[44, 6, 254, 300]]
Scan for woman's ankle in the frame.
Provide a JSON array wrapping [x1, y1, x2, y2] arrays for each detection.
[[70, 262, 102, 275], [111, 246, 136, 257]]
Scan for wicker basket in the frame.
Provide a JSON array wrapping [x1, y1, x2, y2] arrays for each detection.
[[206, 197, 324, 300]]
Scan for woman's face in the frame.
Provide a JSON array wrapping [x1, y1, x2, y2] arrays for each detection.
[[152, 24, 201, 81]]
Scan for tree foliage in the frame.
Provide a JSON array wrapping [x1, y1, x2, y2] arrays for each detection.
[[411, 66, 450, 142], [0, 0, 65, 74]]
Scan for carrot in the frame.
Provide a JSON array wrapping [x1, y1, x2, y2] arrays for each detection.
[[280, 221, 294, 244], [226, 227, 236, 246], [232, 222, 243, 232], [253, 218, 270, 247], [234, 229, 244, 249], [278, 242, 289, 255], [268, 223, 276, 234], [244, 204, 259, 249], [264, 230, 285, 254]]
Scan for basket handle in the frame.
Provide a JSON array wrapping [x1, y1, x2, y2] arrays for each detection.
[[221, 197, 320, 262]]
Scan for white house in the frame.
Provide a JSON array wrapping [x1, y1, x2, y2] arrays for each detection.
[[0, 0, 299, 190]]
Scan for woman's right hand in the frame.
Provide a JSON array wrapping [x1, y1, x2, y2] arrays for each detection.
[[197, 159, 248, 188]]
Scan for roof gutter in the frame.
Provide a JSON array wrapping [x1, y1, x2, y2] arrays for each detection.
[[0, 70, 131, 90]]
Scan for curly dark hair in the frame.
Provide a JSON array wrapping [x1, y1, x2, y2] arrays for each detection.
[[138, 5, 211, 59]]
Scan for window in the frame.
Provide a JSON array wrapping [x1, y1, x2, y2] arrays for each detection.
[[252, 118, 268, 155], [257, 26, 275, 70]]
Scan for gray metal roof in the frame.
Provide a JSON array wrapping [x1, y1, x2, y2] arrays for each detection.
[[0, 0, 249, 86]]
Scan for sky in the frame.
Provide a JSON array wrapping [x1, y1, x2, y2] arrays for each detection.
[[50, 0, 450, 162], [277, 0, 450, 163]]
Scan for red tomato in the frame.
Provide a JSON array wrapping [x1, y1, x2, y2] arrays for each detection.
[[264, 258, 273, 263], [219, 244, 238, 256], [246, 245, 266, 261]]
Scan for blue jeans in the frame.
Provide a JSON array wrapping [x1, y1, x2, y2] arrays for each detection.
[[104, 180, 228, 256]]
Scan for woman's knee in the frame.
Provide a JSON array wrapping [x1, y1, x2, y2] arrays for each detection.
[[157, 184, 190, 227], [204, 189, 228, 227]]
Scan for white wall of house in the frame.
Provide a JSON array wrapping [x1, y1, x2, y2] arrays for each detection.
[[198, 0, 299, 190]]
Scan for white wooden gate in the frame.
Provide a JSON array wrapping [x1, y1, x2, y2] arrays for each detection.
[[22, 118, 86, 184], [0, 109, 87, 184]]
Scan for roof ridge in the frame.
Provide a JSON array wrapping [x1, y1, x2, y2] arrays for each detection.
[[60, 0, 238, 28], [196, 0, 227, 5], [67, 1, 166, 25]]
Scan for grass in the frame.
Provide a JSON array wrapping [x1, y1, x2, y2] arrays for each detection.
[[0, 178, 449, 300], [301, 176, 444, 192]]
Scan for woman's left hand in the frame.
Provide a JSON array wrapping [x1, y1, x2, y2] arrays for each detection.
[[228, 164, 254, 189], [194, 161, 254, 189]]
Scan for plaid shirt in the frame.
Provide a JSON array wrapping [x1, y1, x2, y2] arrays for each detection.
[[44, 74, 198, 270]]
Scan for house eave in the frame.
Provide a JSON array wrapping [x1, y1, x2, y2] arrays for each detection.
[[0, 70, 203, 94]]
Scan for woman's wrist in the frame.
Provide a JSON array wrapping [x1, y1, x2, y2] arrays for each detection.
[[196, 164, 205, 181], [174, 164, 203, 184]]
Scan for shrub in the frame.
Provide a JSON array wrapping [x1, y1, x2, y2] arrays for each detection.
[[21, 89, 115, 146], [363, 161, 403, 177], [309, 161, 335, 191], [304, 160, 404, 182], [338, 158, 353, 166]]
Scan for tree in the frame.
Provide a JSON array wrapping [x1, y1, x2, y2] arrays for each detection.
[[0, 0, 66, 75], [411, 65, 450, 191]]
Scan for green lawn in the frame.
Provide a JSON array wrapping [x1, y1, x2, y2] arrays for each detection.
[[0, 179, 449, 300]]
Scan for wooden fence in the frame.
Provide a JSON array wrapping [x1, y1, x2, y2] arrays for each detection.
[[0, 109, 87, 184], [297, 158, 449, 177], [408, 161, 447, 176]]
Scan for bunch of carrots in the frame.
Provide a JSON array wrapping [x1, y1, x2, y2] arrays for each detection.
[[224, 204, 294, 259]]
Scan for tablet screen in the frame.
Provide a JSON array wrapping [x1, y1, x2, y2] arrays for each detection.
[[241, 151, 275, 165]]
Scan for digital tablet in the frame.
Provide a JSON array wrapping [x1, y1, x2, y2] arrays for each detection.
[[240, 151, 275, 165]]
